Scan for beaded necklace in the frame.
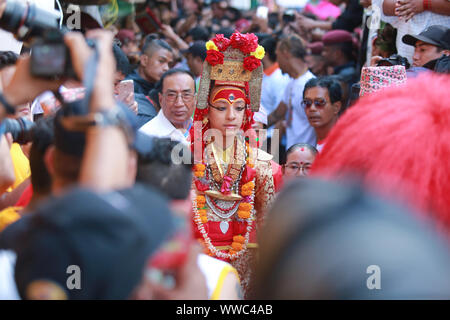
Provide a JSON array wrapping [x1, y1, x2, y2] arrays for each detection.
[[192, 137, 256, 260]]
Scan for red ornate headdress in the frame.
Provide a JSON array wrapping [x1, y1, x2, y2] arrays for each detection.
[[190, 31, 264, 151]]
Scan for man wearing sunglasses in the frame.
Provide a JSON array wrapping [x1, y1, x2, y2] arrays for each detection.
[[140, 69, 196, 143], [303, 77, 342, 152]]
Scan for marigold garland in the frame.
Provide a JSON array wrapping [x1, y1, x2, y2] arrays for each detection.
[[237, 210, 251, 219], [196, 195, 206, 207], [192, 141, 257, 261], [194, 164, 206, 171], [193, 164, 206, 178], [238, 203, 252, 211]]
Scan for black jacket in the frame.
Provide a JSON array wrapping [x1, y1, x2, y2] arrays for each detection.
[[332, 0, 364, 32], [135, 93, 158, 128], [125, 70, 155, 95]]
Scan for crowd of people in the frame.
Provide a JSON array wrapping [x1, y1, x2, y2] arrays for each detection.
[[0, 0, 450, 300]]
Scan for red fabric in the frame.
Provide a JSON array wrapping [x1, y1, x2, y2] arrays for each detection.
[[211, 88, 246, 104], [14, 184, 33, 207], [193, 220, 256, 246], [190, 82, 255, 154], [271, 161, 284, 193], [311, 74, 450, 234]]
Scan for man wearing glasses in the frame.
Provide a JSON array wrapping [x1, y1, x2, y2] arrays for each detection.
[[139, 69, 196, 143], [303, 76, 343, 152]]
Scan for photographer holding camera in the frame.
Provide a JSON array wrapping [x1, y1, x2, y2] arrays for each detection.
[[0, 0, 133, 191], [0, 0, 214, 300]]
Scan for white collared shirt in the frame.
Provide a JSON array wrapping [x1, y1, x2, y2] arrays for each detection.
[[0, 250, 20, 299], [139, 110, 191, 143], [282, 71, 317, 149]]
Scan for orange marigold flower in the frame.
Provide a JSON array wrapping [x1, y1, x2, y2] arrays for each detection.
[[194, 171, 204, 178], [241, 189, 253, 197], [238, 210, 251, 219], [238, 203, 252, 211], [194, 164, 206, 171], [198, 209, 207, 216], [196, 195, 206, 206], [243, 181, 255, 190], [231, 242, 243, 251], [201, 216, 208, 224], [233, 235, 245, 243], [229, 249, 237, 256]]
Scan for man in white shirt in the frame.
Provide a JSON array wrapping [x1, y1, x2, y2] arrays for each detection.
[[267, 35, 317, 151], [259, 37, 291, 141], [0, 250, 20, 299], [140, 69, 196, 143], [260, 37, 291, 120]]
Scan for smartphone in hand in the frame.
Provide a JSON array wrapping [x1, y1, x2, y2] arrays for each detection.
[[116, 80, 134, 104]]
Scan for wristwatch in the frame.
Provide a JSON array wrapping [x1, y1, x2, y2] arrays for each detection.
[[61, 107, 135, 143]]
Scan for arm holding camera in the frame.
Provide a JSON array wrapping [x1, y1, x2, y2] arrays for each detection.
[[160, 24, 189, 51], [0, 56, 64, 122], [296, 14, 333, 32], [64, 31, 132, 192]]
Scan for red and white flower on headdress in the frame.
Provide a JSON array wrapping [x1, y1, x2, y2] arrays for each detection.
[[205, 31, 265, 72]]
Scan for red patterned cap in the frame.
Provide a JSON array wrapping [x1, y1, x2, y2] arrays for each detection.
[[359, 66, 407, 96]]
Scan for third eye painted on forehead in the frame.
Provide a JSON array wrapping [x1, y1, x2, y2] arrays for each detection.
[[210, 87, 247, 106]]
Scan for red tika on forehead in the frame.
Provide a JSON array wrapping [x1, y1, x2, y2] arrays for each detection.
[[211, 88, 247, 104]]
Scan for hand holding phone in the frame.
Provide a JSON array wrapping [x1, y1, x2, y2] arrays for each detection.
[[116, 80, 134, 104]]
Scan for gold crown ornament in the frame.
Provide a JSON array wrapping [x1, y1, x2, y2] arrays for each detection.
[[196, 32, 265, 112]]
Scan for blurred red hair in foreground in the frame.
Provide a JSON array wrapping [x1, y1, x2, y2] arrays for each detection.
[[311, 74, 450, 233]]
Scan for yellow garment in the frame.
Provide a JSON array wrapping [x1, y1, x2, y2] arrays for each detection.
[[222, 143, 235, 164], [211, 264, 240, 300], [7, 143, 30, 192], [211, 141, 236, 176], [0, 206, 22, 233]]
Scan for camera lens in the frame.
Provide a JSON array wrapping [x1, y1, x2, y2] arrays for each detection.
[[2, 117, 35, 145], [0, 0, 60, 42]]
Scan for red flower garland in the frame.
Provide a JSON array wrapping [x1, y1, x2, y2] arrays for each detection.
[[230, 32, 258, 55], [212, 34, 231, 51], [243, 56, 261, 72], [206, 50, 224, 66]]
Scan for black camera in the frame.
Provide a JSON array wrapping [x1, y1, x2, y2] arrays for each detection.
[[376, 54, 411, 69], [282, 10, 296, 23], [0, 0, 92, 79], [29, 29, 79, 79], [2, 117, 35, 145]]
